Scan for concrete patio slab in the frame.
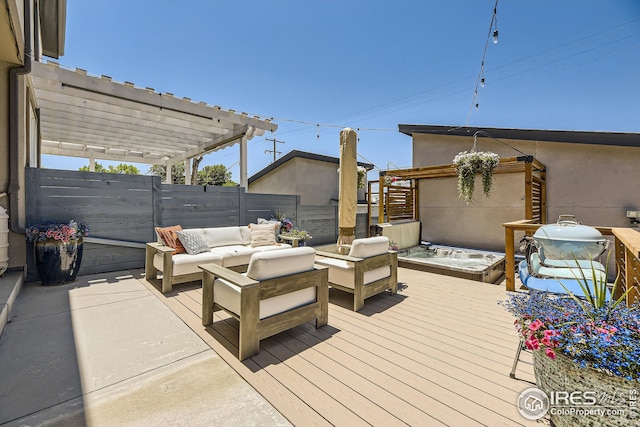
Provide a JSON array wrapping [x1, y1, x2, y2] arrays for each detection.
[[0, 270, 291, 427]]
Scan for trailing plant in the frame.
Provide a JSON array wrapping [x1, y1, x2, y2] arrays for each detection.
[[452, 151, 499, 204]]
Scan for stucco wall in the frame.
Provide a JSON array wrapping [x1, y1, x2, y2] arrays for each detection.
[[249, 157, 339, 205], [412, 133, 639, 251]]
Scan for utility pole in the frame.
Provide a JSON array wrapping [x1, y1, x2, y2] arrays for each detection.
[[264, 137, 285, 163]]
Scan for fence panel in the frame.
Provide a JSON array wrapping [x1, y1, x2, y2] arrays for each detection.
[[25, 168, 155, 280], [24, 168, 370, 279]]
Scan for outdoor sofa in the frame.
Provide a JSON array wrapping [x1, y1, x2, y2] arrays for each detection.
[[145, 224, 292, 293]]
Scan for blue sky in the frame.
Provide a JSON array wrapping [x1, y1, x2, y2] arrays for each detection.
[[43, 0, 640, 180]]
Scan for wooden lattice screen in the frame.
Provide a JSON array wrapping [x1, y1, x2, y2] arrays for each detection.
[[370, 155, 547, 226], [386, 184, 416, 221]]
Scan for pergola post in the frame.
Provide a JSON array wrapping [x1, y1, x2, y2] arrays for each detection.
[[239, 135, 248, 188], [165, 164, 172, 184], [184, 159, 191, 185]]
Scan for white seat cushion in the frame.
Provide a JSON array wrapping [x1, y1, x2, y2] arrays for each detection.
[[247, 247, 316, 280], [348, 236, 390, 258], [153, 251, 223, 276], [214, 277, 316, 320], [214, 247, 318, 319], [315, 256, 390, 290], [209, 244, 293, 267], [203, 226, 244, 248]]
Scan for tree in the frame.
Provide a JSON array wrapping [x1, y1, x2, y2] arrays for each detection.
[[79, 162, 140, 174], [147, 163, 185, 184], [197, 164, 234, 186], [147, 162, 236, 186]]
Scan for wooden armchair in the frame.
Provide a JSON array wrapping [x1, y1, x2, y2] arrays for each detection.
[[315, 236, 398, 311], [200, 247, 329, 360]]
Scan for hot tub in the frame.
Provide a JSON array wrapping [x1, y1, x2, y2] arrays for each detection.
[[397, 244, 506, 284]]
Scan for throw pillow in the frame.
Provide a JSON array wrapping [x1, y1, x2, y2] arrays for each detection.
[[257, 217, 282, 234], [154, 225, 186, 254], [175, 230, 210, 255], [249, 223, 277, 248]]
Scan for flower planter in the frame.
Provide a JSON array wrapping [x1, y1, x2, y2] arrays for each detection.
[[34, 238, 84, 285], [533, 350, 637, 427]]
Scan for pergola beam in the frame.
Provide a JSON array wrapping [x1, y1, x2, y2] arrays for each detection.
[[30, 61, 277, 185]]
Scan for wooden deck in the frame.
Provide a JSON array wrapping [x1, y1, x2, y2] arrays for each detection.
[[142, 268, 546, 427]]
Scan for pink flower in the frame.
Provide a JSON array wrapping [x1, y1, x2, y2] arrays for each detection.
[[525, 338, 540, 350], [545, 347, 556, 360], [529, 319, 544, 332]]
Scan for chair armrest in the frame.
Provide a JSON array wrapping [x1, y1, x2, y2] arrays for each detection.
[[315, 250, 362, 263], [146, 242, 175, 254], [199, 263, 259, 289]]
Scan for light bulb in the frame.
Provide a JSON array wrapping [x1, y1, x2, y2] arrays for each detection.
[[492, 30, 499, 44], [475, 103, 479, 111], [481, 77, 485, 88]]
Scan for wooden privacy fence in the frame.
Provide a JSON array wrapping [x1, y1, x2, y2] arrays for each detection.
[[25, 168, 369, 279]]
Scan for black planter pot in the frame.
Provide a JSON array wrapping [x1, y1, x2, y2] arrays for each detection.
[[34, 238, 84, 285]]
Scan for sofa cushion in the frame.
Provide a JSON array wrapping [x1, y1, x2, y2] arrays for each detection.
[[176, 229, 209, 255], [249, 223, 278, 248], [210, 245, 255, 267], [349, 236, 389, 258], [240, 226, 252, 245], [209, 243, 293, 267], [247, 247, 315, 281], [153, 251, 223, 276], [203, 226, 244, 248], [155, 225, 186, 254]]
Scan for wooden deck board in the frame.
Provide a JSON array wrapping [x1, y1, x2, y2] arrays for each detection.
[[140, 267, 544, 426]]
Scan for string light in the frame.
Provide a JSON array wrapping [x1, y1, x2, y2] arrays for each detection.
[[465, 0, 500, 126]]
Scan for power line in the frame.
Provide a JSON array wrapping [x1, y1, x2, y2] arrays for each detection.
[[264, 137, 285, 163]]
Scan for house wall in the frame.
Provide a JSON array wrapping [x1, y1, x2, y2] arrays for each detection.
[[412, 133, 639, 252], [1, 0, 30, 270], [249, 157, 339, 206]]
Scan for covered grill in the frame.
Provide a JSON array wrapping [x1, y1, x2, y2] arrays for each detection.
[[533, 215, 609, 261]]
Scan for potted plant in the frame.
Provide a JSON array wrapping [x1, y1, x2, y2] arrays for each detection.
[[357, 166, 367, 190], [452, 150, 499, 204], [26, 220, 90, 285], [271, 210, 293, 234], [280, 228, 312, 246], [501, 263, 638, 426]]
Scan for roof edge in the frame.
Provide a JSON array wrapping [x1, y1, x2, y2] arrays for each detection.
[[248, 150, 374, 184], [398, 124, 640, 148]]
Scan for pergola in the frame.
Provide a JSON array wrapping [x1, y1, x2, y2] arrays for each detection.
[[29, 61, 277, 186]]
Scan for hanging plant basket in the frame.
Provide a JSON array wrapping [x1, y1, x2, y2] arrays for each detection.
[[452, 150, 499, 204]]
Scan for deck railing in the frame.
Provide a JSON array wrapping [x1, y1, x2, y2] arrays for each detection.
[[503, 220, 640, 306]]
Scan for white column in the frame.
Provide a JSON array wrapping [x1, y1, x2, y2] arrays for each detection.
[[184, 159, 191, 185], [89, 156, 95, 171], [239, 135, 248, 188], [165, 164, 172, 184]]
